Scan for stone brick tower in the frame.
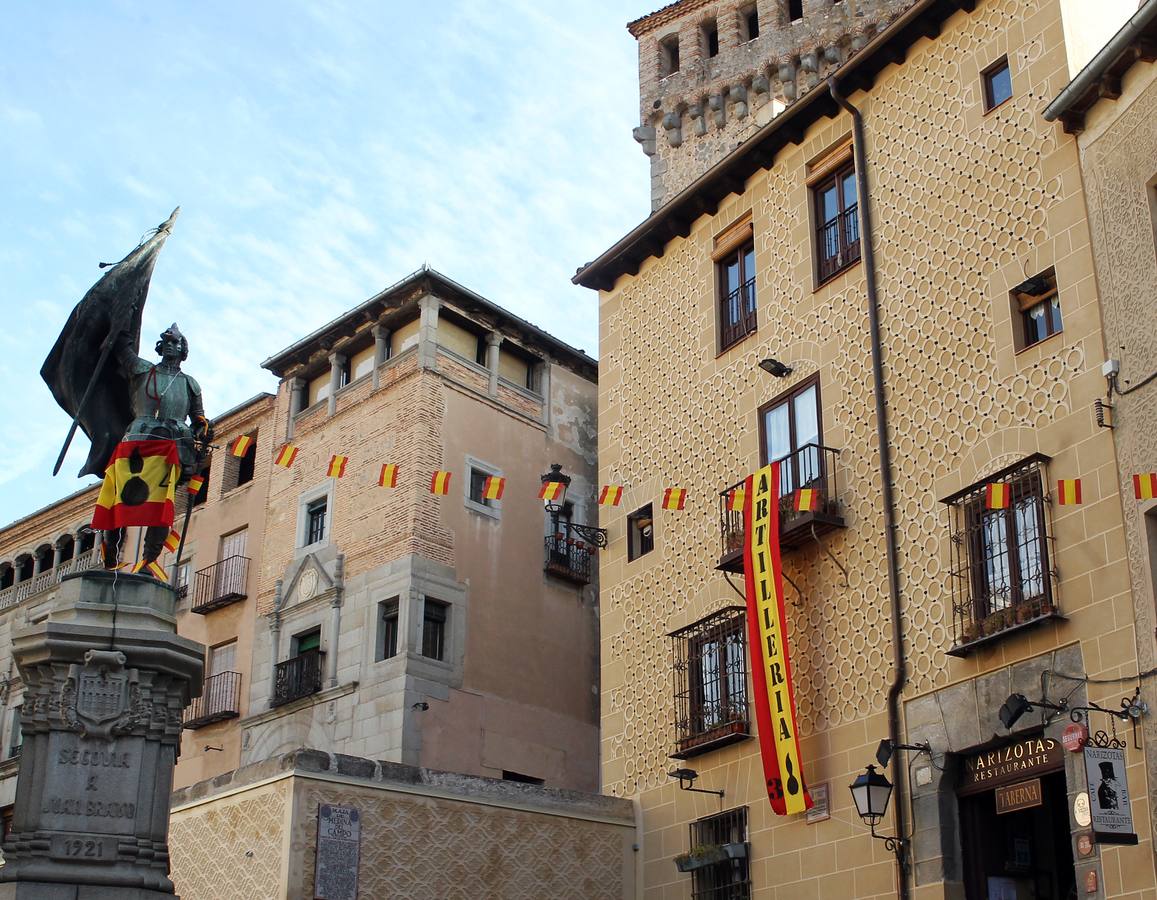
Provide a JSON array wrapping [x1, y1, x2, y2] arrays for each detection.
[[629, 0, 917, 209]]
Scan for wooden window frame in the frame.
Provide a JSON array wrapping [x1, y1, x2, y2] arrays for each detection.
[[811, 159, 860, 285], [715, 220, 757, 353], [1012, 268, 1062, 350], [757, 374, 824, 488]]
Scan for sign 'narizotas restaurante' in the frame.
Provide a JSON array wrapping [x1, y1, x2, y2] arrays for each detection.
[[958, 735, 1063, 794]]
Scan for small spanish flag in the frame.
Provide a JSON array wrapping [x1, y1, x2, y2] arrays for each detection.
[[1057, 479, 1082, 505], [794, 488, 818, 512], [430, 470, 452, 495], [131, 559, 169, 582], [727, 486, 747, 512], [274, 444, 298, 468], [599, 485, 623, 507], [327, 455, 349, 479], [92, 440, 181, 530], [539, 480, 565, 502], [378, 464, 399, 488], [186, 474, 206, 496], [230, 434, 253, 457], [163, 529, 181, 553], [482, 475, 506, 500], [985, 483, 1010, 510], [1134, 473, 1157, 500], [662, 488, 686, 511]]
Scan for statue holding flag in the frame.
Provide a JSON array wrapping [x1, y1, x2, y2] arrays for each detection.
[[40, 208, 212, 578]]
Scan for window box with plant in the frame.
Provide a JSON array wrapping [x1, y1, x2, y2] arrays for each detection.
[[674, 841, 748, 872]]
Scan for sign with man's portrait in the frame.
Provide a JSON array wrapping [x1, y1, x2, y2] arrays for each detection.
[[1083, 746, 1137, 844]]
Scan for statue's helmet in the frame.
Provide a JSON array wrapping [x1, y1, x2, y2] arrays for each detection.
[[155, 323, 189, 361]]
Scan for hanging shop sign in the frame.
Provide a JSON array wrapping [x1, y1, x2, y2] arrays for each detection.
[[743, 461, 812, 816], [1083, 746, 1138, 844], [995, 777, 1043, 814], [958, 734, 1063, 795]]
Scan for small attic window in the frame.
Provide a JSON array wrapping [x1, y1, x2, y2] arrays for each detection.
[[660, 35, 680, 76]]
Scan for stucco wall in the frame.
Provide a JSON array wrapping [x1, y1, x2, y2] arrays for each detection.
[[1078, 54, 1157, 851], [597, 0, 1152, 896]]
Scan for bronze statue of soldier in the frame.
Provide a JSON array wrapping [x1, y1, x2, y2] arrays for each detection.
[[41, 209, 212, 578]]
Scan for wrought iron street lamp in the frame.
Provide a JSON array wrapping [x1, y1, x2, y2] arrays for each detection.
[[850, 765, 907, 861], [539, 463, 608, 548]]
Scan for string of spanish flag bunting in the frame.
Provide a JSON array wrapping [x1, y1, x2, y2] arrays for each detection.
[[237, 438, 1157, 509]]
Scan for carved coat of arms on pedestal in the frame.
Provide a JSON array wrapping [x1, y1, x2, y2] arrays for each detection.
[[60, 650, 148, 740]]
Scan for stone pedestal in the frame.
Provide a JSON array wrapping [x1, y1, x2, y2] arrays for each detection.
[[0, 571, 204, 898]]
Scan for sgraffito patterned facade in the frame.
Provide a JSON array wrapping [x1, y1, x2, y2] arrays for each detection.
[[167, 750, 637, 900], [586, 0, 1157, 897]]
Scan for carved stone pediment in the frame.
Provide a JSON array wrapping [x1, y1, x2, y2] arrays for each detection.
[[284, 553, 335, 608]]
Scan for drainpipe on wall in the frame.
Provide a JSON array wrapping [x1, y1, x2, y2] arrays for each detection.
[[828, 77, 911, 900]]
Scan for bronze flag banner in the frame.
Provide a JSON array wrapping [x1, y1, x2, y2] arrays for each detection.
[[743, 462, 812, 816]]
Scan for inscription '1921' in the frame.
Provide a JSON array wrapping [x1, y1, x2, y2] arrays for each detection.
[[41, 798, 136, 818]]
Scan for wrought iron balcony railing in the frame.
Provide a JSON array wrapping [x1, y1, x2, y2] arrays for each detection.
[[717, 443, 845, 572], [543, 535, 592, 585], [719, 276, 757, 351], [816, 204, 861, 283], [271, 649, 325, 708], [191, 555, 249, 614], [183, 671, 242, 729]]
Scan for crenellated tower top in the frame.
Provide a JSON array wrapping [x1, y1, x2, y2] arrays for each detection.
[[628, 0, 917, 210]]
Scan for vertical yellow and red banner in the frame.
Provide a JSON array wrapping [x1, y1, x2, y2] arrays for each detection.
[[743, 461, 812, 816]]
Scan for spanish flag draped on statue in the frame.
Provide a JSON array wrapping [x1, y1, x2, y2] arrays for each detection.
[[92, 439, 180, 530], [742, 461, 812, 816]]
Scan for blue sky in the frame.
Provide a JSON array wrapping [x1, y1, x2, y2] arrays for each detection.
[[0, 1, 649, 525]]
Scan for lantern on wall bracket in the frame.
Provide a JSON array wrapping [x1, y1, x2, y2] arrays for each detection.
[[849, 765, 907, 862], [540, 463, 609, 548]]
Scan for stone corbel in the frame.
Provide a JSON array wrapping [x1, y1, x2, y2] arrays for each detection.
[[708, 93, 725, 128], [662, 111, 683, 147], [632, 125, 657, 157], [729, 84, 749, 119], [688, 102, 707, 136], [751, 74, 770, 107], [778, 64, 798, 102]]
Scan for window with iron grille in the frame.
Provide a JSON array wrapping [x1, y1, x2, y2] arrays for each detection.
[[943, 455, 1057, 653], [671, 608, 749, 758], [812, 161, 860, 283], [422, 598, 448, 661], [305, 497, 327, 547], [688, 807, 750, 900], [377, 598, 400, 660]]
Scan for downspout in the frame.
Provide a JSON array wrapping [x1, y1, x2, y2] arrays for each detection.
[[828, 77, 911, 900]]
